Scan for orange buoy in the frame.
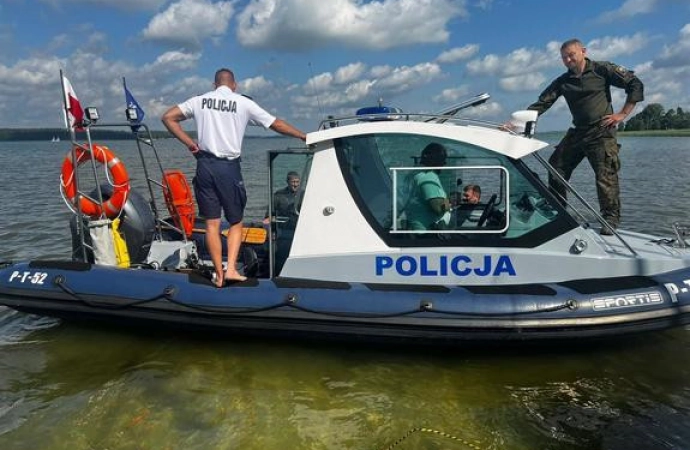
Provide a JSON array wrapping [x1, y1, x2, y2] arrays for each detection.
[[61, 144, 130, 218], [162, 169, 195, 238]]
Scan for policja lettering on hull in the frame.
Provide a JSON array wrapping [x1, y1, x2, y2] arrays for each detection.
[[375, 255, 517, 277], [201, 98, 237, 113]]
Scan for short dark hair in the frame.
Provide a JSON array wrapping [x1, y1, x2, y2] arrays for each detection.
[[286, 171, 300, 181], [561, 38, 583, 50], [214, 68, 235, 85], [420, 142, 447, 166], [464, 184, 481, 196]]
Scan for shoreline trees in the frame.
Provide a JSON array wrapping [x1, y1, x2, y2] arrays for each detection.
[[622, 103, 690, 131]]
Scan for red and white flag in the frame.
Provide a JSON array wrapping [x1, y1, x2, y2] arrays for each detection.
[[62, 75, 84, 130]]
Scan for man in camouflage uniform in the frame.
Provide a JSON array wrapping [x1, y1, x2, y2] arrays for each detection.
[[527, 38, 644, 235]]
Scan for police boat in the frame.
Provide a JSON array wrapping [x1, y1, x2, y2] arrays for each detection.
[[1, 93, 690, 344]]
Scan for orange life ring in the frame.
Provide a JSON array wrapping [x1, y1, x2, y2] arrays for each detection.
[[162, 169, 195, 238], [61, 144, 130, 219]]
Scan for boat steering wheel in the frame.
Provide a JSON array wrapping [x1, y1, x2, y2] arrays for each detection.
[[477, 194, 498, 228]]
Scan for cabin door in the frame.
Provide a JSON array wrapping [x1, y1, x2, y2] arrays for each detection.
[[267, 150, 312, 277]]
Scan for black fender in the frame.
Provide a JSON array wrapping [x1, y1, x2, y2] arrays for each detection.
[[71, 186, 156, 264]]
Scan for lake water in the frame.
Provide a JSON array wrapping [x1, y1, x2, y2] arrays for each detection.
[[1, 134, 689, 449]]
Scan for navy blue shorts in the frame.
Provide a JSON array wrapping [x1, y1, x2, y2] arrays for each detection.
[[193, 152, 246, 225]]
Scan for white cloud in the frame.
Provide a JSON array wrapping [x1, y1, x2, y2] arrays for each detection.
[[237, 0, 468, 50], [153, 50, 201, 68], [585, 33, 648, 61], [334, 63, 367, 85], [304, 61, 377, 94], [499, 73, 547, 92], [0, 39, 208, 127], [374, 62, 443, 93], [467, 34, 648, 80], [436, 44, 480, 64], [295, 61, 443, 113], [632, 60, 654, 77], [239, 75, 276, 98], [142, 0, 234, 49], [466, 54, 501, 75], [465, 101, 502, 118], [596, 0, 661, 23], [143, 50, 202, 74], [370, 65, 392, 78], [636, 60, 690, 111], [467, 45, 555, 77], [306, 72, 334, 94], [655, 23, 690, 68], [433, 86, 471, 103], [293, 79, 375, 109], [0, 58, 63, 90], [69, 0, 168, 10]]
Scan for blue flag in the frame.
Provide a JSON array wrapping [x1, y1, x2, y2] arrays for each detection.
[[124, 79, 145, 123]]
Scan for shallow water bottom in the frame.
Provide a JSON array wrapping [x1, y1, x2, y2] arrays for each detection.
[[2, 313, 690, 450]]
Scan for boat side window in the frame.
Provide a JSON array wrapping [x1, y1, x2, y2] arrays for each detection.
[[392, 164, 509, 234], [335, 133, 573, 247]]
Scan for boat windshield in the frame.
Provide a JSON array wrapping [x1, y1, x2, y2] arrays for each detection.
[[334, 133, 576, 247]]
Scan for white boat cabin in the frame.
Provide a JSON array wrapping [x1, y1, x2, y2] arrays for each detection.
[[265, 113, 596, 284]]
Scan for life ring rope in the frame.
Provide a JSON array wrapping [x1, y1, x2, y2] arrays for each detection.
[[60, 144, 131, 219]]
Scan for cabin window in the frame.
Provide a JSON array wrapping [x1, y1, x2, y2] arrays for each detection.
[[335, 133, 575, 247], [392, 165, 508, 234]]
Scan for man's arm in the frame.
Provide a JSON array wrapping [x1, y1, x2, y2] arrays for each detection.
[[502, 78, 561, 131], [428, 197, 451, 215], [161, 106, 199, 154], [270, 119, 307, 141], [601, 101, 638, 128], [600, 62, 644, 128], [527, 78, 562, 116]]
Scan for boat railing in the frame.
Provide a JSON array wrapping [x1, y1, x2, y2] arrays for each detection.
[[318, 93, 508, 132], [66, 117, 189, 261], [673, 222, 690, 248], [532, 152, 639, 256], [318, 112, 514, 132]]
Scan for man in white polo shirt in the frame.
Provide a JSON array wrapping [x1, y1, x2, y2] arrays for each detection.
[[162, 68, 306, 287]]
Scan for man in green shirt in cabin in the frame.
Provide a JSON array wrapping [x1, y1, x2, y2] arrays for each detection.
[[526, 38, 644, 235], [406, 143, 451, 230]]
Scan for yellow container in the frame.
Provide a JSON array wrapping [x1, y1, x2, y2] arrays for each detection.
[[112, 218, 131, 268]]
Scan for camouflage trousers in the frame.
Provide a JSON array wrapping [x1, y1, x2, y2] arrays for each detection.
[[548, 128, 621, 226]]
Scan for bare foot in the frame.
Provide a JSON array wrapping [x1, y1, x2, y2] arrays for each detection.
[[213, 272, 225, 288], [224, 271, 248, 283]]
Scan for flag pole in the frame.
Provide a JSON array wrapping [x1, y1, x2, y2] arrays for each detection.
[[59, 70, 88, 261], [59, 69, 77, 143]]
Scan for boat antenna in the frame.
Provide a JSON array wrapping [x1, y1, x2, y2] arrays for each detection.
[[308, 62, 325, 120]]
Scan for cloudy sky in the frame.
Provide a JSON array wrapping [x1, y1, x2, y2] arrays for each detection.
[[1, 0, 689, 132]]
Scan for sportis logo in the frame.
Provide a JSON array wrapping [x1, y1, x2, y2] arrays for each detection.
[[591, 291, 663, 311]]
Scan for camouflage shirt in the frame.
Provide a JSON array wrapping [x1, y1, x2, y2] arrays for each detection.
[[528, 58, 644, 129]]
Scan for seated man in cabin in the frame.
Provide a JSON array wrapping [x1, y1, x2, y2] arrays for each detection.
[[263, 171, 302, 273], [274, 171, 302, 229], [454, 184, 483, 227], [454, 184, 507, 229], [462, 184, 481, 205], [263, 171, 302, 228], [405, 143, 451, 230]]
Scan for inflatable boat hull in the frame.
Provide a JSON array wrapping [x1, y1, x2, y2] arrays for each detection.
[[1, 261, 689, 343]]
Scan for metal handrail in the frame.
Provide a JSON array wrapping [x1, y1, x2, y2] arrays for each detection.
[[532, 152, 638, 257]]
